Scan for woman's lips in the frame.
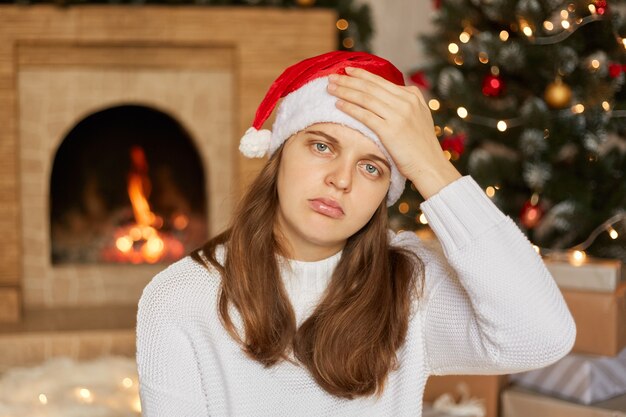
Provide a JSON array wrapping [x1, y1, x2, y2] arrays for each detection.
[[308, 198, 345, 219]]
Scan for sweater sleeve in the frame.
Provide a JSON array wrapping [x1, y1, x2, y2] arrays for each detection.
[[413, 175, 576, 376], [136, 269, 210, 417]]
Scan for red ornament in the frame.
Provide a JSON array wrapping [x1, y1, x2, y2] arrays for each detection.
[[482, 73, 505, 97], [609, 62, 626, 78], [441, 133, 467, 157], [409, 70, 430, 89], [520, 198, 545, 229], [594, 0, 608, 15]]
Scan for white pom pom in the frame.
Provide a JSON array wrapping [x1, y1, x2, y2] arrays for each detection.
[[239, 127, 271, 158]]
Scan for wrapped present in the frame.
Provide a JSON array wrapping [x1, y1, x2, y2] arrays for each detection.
[[509, 347, 626, 404], [562, 282, 626, 356], [424, 375, 508, 417], [502, 386, 626, 417], [543, 256, 625, 292]]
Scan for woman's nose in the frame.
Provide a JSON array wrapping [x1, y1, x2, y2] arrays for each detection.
[[326, 161, 352, 192]]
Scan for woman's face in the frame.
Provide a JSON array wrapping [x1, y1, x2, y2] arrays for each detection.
[[275, 122, 391, 261]]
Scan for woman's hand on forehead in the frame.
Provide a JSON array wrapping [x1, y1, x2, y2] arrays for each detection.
[[326, 67, 461, 199]]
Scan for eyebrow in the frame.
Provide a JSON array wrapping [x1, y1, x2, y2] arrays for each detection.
[[305, 130, 392, 171]]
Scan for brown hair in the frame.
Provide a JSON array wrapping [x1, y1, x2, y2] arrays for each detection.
[[192, 145, 424, 399]]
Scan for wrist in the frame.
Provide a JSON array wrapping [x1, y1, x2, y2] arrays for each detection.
[[407, 161, 462, 200]]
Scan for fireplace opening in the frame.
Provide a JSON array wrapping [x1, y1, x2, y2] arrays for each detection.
[[50, 105, 208, 265]]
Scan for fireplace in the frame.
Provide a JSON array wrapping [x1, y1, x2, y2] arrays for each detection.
[[0, 5, 335, 371], [50, 105, 207, 265]]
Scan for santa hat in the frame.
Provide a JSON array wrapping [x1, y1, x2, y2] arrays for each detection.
[[239, 50, 407, 206]]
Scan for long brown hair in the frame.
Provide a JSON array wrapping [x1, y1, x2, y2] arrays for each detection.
[[191, 144, 424, 399]]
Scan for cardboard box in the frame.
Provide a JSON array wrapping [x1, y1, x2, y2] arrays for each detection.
[[561, 282, 626, 356], [424, 375, 509, 417], [544, 257, 625, 292], [502, 386, 626, 417]]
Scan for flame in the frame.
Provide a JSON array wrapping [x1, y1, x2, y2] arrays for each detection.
[[103, 146, 187, 264], [128, 146, 156, 228]]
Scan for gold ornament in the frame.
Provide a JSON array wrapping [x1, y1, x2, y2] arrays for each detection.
[[544, 77, 572, 109], [296, 0, 315, 6]]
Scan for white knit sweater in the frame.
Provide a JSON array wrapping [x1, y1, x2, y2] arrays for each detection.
[[136, 176, 576, 416]]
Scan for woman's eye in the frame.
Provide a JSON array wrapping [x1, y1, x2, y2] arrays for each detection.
[[364, 163, 380, 176], [315, 143, 329, 152]]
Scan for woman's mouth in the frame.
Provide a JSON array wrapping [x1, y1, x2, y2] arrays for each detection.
[[308, 198, 345, 219]]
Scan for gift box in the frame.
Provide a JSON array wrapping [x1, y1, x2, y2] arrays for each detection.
[[502, 386, 626, 417], [509, 347, 626, 404], [424, 375, 508, 417], [544, 256, 625, 292], [561, 282, 626, 356]]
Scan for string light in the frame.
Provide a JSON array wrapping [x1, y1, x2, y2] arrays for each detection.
[[608, 226, 619, 239], [336, 19, 349, 30], [478, 52, 489, 64], [569, 250, 587, 266], [571, 103, 585, 114], [560, 9, 569, 19], [543, 21, 554, 31], [457, 107, 468, 119], [419, 213, 428, 224], [448, 43, 460, 54], [497, 120, 508, 131], [561, 20, 571, 29], [38, 393, 48, 405], [398, 202, 409, 214], [459, 31, 471, 43], [485, 186, 496, 197], [499, 30, 509, 41]]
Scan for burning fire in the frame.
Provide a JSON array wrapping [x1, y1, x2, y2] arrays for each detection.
[[104, 146, 185, 264]]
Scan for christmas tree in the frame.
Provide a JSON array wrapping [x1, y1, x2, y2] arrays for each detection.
[[393, 0, 626, 262]]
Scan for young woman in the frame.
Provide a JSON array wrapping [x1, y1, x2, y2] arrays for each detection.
[[136, 51, 576, 416]]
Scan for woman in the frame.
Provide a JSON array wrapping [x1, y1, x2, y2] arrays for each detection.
[[136, 51, 576, 416]]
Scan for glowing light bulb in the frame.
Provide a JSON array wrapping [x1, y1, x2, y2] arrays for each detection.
[[523, 26, 533, 37], [588, 4, 596, 13], [497, 120, 508, 132], [39, 394, 48, 404], [561, 20, 571, 29], [443, 150, 452, 160], [448, 43, 460, 54], [590, 59, 600, 69], [419, 213, 428, 224], [602, 101, 611, 111], [122, 377, 134, 388], [532, 245, 541, 254], [398, 202, 409, 214], [478, 52, 489, 64], [608, 227, 619, 239], [485, 186, 496, 197], [457, 107, 468, 118], [443, 126, 454, 135], [429, 99, 441, 111], [571, 104, 585, 114], [543, 21, 554, 31], [560, 9, 569, 18], [569, 250, 586, 266], [499, 30, 509, 41], [336, 19, 349, 30], [459, 32, 471, 43]]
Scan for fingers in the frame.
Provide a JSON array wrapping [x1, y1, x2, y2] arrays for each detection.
[[327, 78, 394, 120], [335, 99, 385, 133]]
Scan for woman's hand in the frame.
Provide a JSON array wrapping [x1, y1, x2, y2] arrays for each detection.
[[327, 67, 461, 200]]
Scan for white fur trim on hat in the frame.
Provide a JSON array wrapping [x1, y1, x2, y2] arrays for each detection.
[[270, 77, 406, 206]]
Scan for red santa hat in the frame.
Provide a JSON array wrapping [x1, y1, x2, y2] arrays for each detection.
[[239, 50, 407, 206]]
